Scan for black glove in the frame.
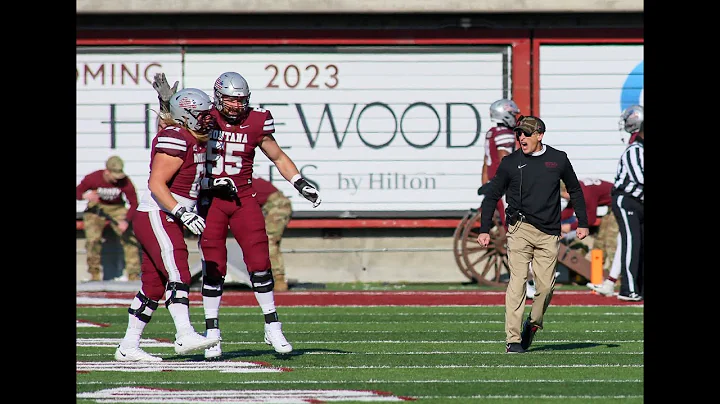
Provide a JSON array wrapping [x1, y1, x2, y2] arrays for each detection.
[[171, 205, 206, 235], [293, 177, 322, 208], [152, 73, 179, 114], [201, 177, 237, 197]]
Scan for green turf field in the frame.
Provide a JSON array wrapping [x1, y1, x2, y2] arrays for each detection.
[[77, 303, 643, 403]]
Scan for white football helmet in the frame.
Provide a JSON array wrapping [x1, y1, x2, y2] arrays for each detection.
[[213, 72, 251, 121], [489, 99, 521, 127], [619, 105, 643, 133], [169, 88, 215, 133]]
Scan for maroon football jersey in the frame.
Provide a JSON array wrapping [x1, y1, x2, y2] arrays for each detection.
[[251, 176, 280, 205], [484, 126, 517, 180], [147, 125, 207, 201], [207, 107, 275, 190], [565, 178, 614, 229], [76, 169, 139, 221]]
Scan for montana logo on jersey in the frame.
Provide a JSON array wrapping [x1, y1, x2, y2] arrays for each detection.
[[209, 130, 249, 144]]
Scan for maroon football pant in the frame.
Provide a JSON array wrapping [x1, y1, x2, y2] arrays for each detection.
[[132, 210, 193, 301], [198, 191, 271, 278]]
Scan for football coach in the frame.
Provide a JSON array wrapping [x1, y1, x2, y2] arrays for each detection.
[[476, 115, 589, 353]]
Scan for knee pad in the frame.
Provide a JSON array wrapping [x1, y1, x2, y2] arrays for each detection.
[[250, 270, 274, 293], [202, 275, 225, 297], [164, 282, 190, 309], [128, 291, 159, 323]]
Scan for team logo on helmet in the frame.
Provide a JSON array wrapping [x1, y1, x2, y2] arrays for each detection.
[[178, 96, 197, 109]]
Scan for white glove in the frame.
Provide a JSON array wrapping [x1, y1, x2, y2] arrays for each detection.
[[293, 177, 322, 208], [171, 204, 206, 235]]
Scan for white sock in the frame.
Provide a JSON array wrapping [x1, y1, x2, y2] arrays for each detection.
[[120, 294, 155, 348], [254, 291, 277, 315], [166, 289, 195, 337], [202, 283, 222, 320]]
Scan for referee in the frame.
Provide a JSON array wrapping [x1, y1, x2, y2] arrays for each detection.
[[477, 116, 589, 353], [611, 121, 644, 301]]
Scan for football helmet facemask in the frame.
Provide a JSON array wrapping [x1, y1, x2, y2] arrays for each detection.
[[169, 88, 215, 134], [213, 72, 251, 121], [619, 105, 643, 133], [489, 99, 521, 127]]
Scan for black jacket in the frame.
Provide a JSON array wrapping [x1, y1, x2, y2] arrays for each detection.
[[479, 145, 589, 236]]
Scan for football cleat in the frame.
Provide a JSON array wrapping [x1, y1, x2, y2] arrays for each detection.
[[174, 331, 220, 355], [586, 279, 615, 297], [526, 280, 536, 300], [204, 329, 222, 360], [114, 346, 162, 362], [617, 292, 642, 302], [264, 322, 293, 354]]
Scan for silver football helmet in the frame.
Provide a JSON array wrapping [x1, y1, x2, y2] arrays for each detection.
[[213, 72, 251, 121], [489, 99, 521, 127], [169, 88, 215, 133], [619, 105, 643, 133]]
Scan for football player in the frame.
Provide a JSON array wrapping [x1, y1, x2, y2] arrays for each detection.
[[618, 105, 643, 144], [115, 88, 221, 361], [153, 72, 321, 359]]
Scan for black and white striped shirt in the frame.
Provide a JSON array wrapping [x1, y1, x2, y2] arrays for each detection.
[[612, 139, 644, 203]]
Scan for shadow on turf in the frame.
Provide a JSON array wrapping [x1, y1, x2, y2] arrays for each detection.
[[527, 342, 621, 352], [167, 347, 351, 361]]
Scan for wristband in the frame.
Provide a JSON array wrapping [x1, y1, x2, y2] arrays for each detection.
[[290, 174, 302, 184], [171, 203, 185, 217]]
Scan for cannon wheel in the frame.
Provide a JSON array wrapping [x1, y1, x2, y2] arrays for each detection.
[[452, 209, 478, 282], [459, 210, 510, 287]]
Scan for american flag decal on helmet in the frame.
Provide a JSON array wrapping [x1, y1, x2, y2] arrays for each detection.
[[214, 78, 224, 90], [178, 97, 197, 108]]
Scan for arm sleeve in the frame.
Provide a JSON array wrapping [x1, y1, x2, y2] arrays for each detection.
[[494, 130, 516, 154], [479, 162, 509, 233], [76, 175, 92, 200], [155, 128, 188, 158], [561, 156, 589, 228], [121, 179, 139, 222], [262, 110, 276, 135]]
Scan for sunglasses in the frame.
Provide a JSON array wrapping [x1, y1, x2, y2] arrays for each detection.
[[514, 129, 536, 139]]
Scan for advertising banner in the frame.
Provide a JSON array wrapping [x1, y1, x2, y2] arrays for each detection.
[[77, 46, 511, 216]]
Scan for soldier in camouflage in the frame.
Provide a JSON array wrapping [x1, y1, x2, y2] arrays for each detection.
[[76, 156, 141, 281], [253, 176, 293, 291], [560, 178, 616, 271]]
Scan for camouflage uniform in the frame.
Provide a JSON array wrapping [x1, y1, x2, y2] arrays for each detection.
[[593, 210, 619, 271], [262, 191, 292, 288], [83, 202, 141, 280]]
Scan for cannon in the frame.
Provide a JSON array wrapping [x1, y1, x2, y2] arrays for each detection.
[[452, 208, 605, 286]]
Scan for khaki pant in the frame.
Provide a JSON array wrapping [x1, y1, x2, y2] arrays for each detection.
[[505, 221, 560, 343], [262, 192, 292, 278], [83, 203, 140, 279], [593, 210, 619, 271]]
